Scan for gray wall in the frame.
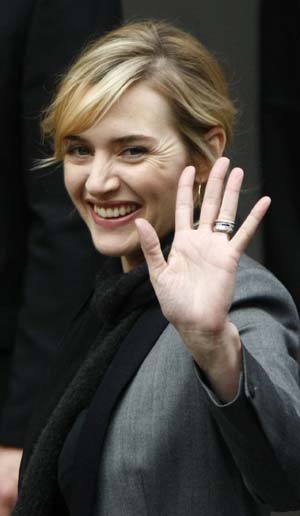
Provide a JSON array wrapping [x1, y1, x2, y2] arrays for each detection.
[[123, 3, 299, 515]]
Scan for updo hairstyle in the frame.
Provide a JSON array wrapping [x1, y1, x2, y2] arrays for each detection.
[[41, 20, 235, 168]]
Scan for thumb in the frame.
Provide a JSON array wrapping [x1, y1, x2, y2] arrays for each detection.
[[135, 218, 167, 279]]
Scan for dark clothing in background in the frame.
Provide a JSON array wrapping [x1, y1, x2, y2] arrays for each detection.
[[261, 6, 300, 515], [260, 0, 300, 313], [0, 0, 122, 447]]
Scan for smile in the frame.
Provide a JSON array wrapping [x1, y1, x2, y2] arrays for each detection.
[[90, 202, 142, 229], [93, 203, 139, 219]]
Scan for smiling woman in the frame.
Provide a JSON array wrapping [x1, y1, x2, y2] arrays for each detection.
[[14, 20, 300, 516], [41, 21, 233, 271]]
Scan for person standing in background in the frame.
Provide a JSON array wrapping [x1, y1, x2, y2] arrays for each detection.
[[0, 1, 122, 513], [261, 0, 300, 315], [261, 4, 300, 516]]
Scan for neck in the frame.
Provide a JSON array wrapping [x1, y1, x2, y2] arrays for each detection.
[[121, 251, 145, 273]]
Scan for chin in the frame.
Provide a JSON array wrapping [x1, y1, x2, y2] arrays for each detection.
[[90, 232, 141, 260]]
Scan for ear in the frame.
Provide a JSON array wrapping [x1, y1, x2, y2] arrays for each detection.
[[193, 127, 227, 183], [204, 126, 226, 158], [192, 127, 226, 203]]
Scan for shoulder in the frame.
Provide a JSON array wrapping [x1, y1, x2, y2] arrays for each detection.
[[231, 254, 300, 365], [235, 254, 299, 323], [236, 253, 291, 298], [159, 254, 300, 364]]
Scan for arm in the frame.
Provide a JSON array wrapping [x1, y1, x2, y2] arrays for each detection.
[[179, 320, 242, 402], [196, 260, 300, 511], [135, 158, 300, 511]]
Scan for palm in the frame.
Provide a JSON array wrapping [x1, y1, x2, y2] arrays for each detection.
[[157, 228, 239, 329], [135, 158, 270, 334]]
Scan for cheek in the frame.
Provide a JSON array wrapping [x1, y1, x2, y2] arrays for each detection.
[[64, 165, 85, 201], [139, 156, 185, 193], [138, 175, 178, 207], [138, 167, 181, 226]]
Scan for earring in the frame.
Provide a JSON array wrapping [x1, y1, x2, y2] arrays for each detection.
[[198, 182, 206, 209], [198, 183, 202, 207], [192, 183, 203, 229]]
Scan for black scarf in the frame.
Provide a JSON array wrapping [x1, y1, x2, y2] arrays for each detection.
[[14, 235, 172, 516]]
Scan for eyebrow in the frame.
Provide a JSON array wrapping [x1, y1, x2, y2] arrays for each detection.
[[64, 134, 158, 145]]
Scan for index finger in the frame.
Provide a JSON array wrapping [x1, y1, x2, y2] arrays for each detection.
[[230, 196, 271, 254]]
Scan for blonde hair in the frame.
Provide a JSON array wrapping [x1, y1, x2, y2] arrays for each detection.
[[42, 20, 236, 164]]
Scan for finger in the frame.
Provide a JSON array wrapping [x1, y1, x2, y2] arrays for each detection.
[[198, 157, 230, 227], [230, 196, 271, 254], [175, 166, 196, 231], [135, 218, 167, 279], [217, 167, 244, 223]]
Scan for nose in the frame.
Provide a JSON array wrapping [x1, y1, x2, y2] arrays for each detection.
[[85, 155, 120, 197]]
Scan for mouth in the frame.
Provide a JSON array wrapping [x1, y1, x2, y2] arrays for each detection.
[[93, 202, 140, 219], [89, 202, 143, 228]]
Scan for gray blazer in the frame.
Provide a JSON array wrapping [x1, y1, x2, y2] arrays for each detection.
[[60, 255, 300, 515]]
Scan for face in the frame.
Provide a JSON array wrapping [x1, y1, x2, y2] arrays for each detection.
[[63, 82, 190, 272]]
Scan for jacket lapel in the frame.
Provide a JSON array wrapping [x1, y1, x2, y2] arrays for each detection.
[[69, 303, 168, 516]]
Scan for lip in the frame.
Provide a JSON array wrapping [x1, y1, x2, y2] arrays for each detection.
[[89, 203, 143, 228]]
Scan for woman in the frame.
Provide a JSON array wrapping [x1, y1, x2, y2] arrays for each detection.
[[14, 20, 300, 516]]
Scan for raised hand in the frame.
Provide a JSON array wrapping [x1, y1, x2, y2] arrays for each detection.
[[135, 158, 271, 399], [135, 157, 270, 331]]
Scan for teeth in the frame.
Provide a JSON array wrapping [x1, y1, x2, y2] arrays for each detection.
[[94, 204, 138, 219]]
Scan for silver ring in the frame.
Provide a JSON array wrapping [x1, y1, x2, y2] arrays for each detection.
[[214, 219, 235, 234]]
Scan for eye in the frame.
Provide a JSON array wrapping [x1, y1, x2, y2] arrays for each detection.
[[65, 144, 92, 157], [121, 146, 148, 159]]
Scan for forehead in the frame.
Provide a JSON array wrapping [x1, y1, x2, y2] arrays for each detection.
[[79, 82, 176, 140]]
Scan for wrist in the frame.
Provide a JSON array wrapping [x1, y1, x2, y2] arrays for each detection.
[[178, 321, 243, 402], [177, 321, 240, 367], [197, 323, 241, 371]]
